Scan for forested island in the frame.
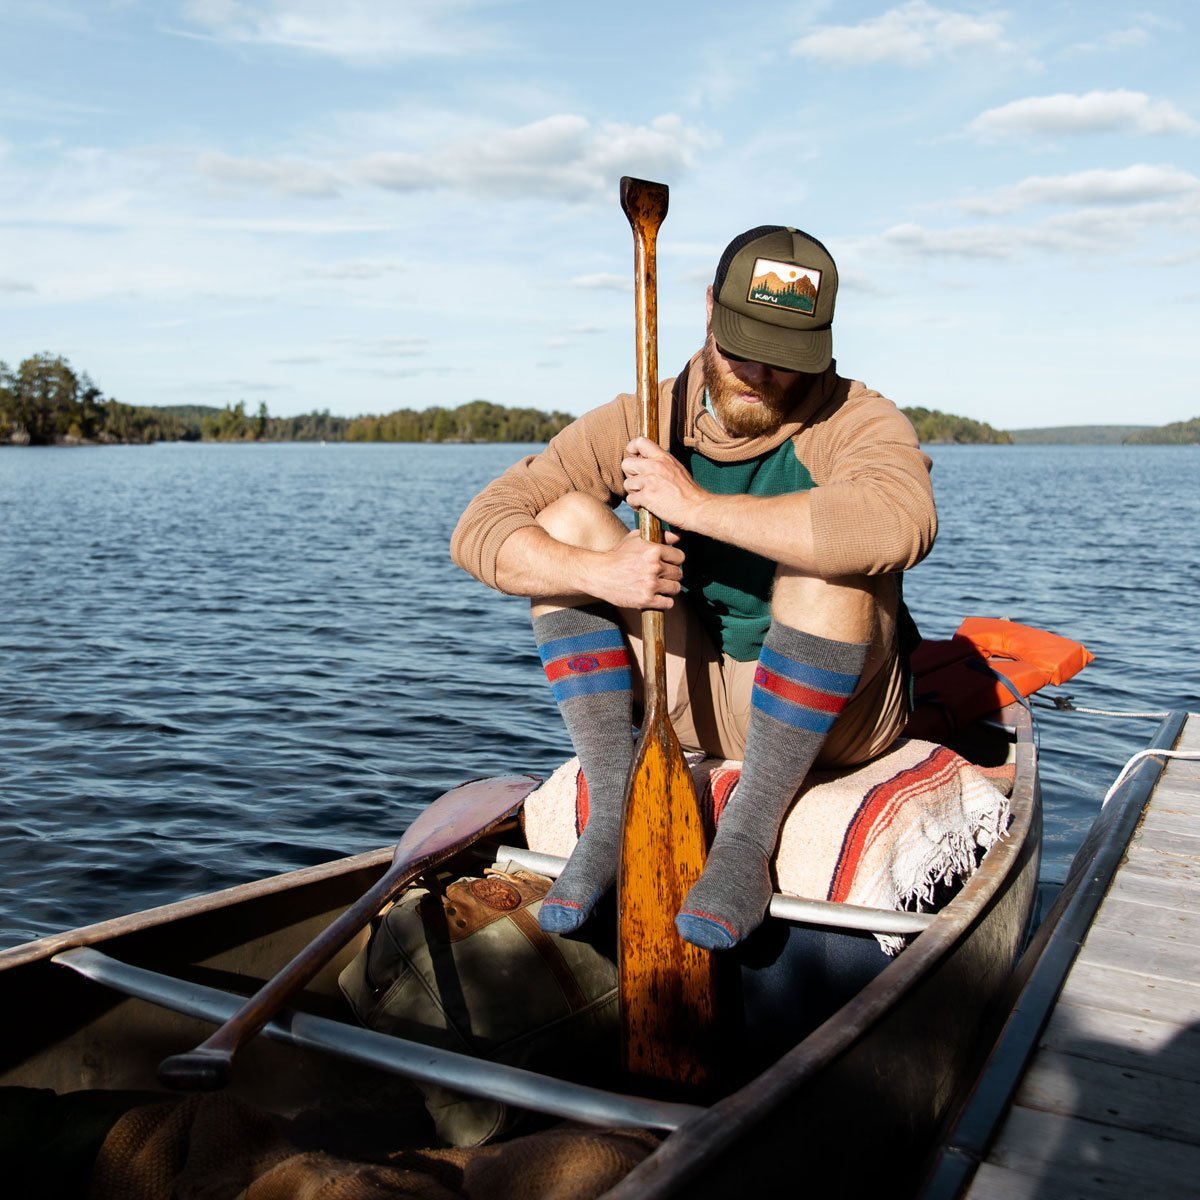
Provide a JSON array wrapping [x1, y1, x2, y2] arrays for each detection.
[[4, 353, 1197, 447], [1124, 417, 1200, 445], [900, 407, 1011, 445], [0, 355, 572, 445]]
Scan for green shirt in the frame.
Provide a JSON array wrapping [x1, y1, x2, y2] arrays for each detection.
[[678, 428, 815, 662]]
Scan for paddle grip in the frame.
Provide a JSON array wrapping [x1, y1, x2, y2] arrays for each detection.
[[158, 1047, 234, 1091]]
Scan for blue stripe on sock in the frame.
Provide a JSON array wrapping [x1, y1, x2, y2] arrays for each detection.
[[758, 643, 859, 697], [537, 627, 626, 666], [551, 666, 632, 703], [750, 686, 839, 734]]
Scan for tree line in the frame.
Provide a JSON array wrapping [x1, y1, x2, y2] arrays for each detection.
[[1124, 417, 1200, 445], [901, 407, 1012, 445], [0, 355, 573, 446], [21, 351, 1162, 451], [0, 355, 195, 445]]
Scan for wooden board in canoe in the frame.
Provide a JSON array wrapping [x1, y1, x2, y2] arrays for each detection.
[[0, 702, 1041, 1198]]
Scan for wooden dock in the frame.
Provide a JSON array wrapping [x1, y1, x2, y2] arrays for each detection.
[[923, 710, 1200, 1200]]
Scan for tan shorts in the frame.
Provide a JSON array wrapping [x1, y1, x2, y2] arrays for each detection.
[[627, 579, 907, 769]]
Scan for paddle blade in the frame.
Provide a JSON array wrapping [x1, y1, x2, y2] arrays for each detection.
[[619, 723, 718, 1089], [156, 774, 539, 1091]]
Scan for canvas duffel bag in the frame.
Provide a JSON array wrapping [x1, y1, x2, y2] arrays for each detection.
[[338, 866, 618, 1146]]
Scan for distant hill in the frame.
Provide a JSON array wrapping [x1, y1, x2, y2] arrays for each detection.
[[1124, 417, 1200, 444], [149, 404, 223, 423], [1008, 426, 1152, 445]]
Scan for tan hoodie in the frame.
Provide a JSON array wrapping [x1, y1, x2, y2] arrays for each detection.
[[450, 354, 936, 592]]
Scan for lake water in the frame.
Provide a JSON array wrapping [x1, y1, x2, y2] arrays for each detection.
[[2, 441, 1197, 948]]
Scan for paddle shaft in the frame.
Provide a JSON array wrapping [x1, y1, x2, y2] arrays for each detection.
[[158, 774, 537, 1090], [625, 179, 671, 720], [618, 176, 718, 1090]]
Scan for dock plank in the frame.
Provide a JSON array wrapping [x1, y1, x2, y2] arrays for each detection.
[[1104, 868, 1200, 912], [1120, 845, 1200, 886], [1128, 824, 1200, 858], [1088, 894, 1200, 943], [1058, 959, 1200, 1026], [982, 1104, 1200, 1198], [1013, 1046, 1200, 1144], [1077, 923, 1197, 984], [1042, 999, 1200, 1082], [1140, 803, 1200, 835]]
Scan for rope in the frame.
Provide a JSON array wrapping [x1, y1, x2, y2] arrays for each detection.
[[1102, 748, 1200, 808], [1032, 695, 1170, 719]]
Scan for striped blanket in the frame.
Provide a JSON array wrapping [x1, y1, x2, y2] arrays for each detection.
[[521, 738, 1013, 954]]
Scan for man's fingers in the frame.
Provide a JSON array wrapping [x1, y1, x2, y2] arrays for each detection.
[[625, 436, 664, 458]]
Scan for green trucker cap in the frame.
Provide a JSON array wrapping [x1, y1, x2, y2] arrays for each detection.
[[710, 225, 838, 372]]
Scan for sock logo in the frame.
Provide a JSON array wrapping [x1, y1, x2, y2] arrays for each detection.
[[538, 628, 632, 703]]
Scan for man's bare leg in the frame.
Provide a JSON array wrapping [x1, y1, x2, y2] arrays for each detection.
[[675, 570, 880, 950]]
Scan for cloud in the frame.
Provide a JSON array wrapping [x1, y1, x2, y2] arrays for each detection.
[[970, 90, 1198, 138], [332, 336, 430, 358], [359, 113, 713, 202], [963, 165, 1200, 215], [216, 378, 290, 392], [571, 273, 633, 292], [1062, 26, 1151, 56], [876, 222, 1015, 259], [790, 2, 1008, 67], [178, 0, 501, 62], [304, 259, 404, 280], [199, 152, 342, 197], [0, 278, 36, 293]]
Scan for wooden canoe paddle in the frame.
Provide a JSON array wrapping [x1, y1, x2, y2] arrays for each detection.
[[158, 773, 538, 1090], [617, 176, 719, 1090]]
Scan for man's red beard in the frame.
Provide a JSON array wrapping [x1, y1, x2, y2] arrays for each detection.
[[700, 335, 796, 437]]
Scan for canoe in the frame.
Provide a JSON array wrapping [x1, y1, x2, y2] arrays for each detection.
[[0, 700, 1040, 1198]]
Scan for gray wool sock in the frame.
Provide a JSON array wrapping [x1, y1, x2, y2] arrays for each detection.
[[533, 605, 634, 933], [676, 623, 867, 950]]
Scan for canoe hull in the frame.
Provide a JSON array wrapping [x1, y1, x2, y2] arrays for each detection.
[[0, 708, 1040, 1197]]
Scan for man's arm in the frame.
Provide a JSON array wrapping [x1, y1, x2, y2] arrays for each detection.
[[621, 388, 936, 578], [450, 386, 685, 606], [493, 523, 685, 611], [622, 437, 820, 570]]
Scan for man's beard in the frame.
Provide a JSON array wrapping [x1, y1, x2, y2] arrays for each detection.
[[701, 336, 795, 437]]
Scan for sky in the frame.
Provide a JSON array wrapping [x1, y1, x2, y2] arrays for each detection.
[[1, 1, 1197, 430]]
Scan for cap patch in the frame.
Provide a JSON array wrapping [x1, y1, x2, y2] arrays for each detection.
[[747, 257, 821, 315]]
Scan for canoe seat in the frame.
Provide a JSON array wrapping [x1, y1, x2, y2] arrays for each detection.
[[522, 738, 1013, 955]]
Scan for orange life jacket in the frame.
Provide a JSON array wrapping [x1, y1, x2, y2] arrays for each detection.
[[904, 618, 1094, 741]]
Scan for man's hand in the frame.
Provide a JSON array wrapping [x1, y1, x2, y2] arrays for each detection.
[[621, 437, 707, 528], [587, 528, 684, 611]]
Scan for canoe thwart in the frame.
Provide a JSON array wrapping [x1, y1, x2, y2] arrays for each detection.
[[52, 946, 704, 1133], [485, 845, 936, 936]]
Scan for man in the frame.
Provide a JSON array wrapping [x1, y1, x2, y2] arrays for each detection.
[[451, 225, 936, 951]]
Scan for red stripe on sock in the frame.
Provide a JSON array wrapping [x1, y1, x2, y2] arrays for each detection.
[[755, 666, 849, 714], [544, 647, 630, 683]]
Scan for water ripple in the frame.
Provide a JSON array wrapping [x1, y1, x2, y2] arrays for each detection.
[[2, 441, 1197, 947]]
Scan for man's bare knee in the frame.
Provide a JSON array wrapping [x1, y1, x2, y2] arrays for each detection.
[[536, 493, 628, 552], [771, 569, 892, 644]]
